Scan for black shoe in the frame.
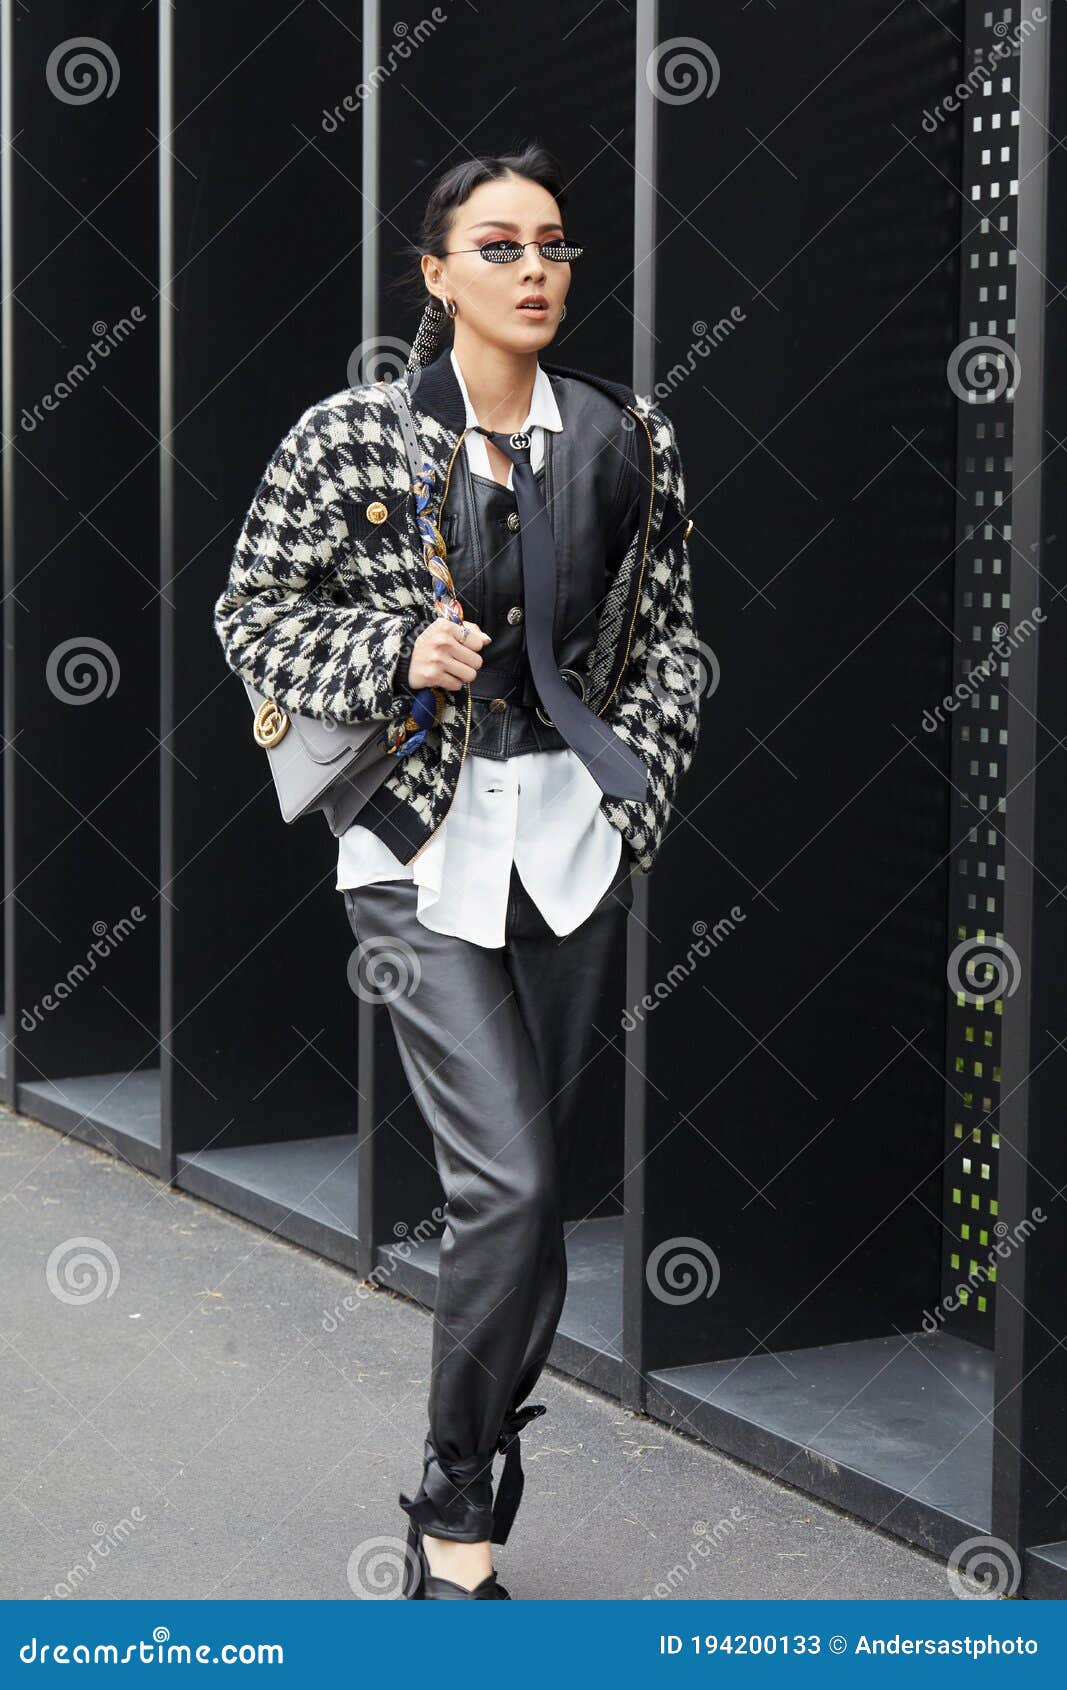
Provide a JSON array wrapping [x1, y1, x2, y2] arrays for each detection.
[[402, 1513, 510, 1600]]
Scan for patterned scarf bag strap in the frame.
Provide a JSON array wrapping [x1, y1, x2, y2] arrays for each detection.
[[375, 373, 470, 760]]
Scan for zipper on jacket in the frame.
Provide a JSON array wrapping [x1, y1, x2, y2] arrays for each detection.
[[405, 427, 476, 866], [596, 405, 656, 717]]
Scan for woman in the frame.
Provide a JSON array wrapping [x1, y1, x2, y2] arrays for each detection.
[[213, 143, 701, 1600]]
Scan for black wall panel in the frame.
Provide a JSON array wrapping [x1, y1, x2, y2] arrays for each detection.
[[166, 3, 368, 1158], [641, 0, 962, 1365], [3, 7, 159, 1099]]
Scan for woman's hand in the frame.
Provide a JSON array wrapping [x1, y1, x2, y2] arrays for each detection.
[[408, 618, 492, 691]]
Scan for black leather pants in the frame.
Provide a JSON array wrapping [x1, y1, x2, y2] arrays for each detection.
[[342, 843, 634, 1546]]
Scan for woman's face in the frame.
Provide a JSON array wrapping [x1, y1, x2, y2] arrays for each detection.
[[426, 174, 572, 354]]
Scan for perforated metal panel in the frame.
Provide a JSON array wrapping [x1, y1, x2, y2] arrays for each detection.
[[941, 3, 1023, 1340]]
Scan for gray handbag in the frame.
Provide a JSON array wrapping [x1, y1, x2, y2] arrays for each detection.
[[242, 377, 428, 837]]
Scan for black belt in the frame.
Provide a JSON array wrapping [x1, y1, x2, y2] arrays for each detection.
[[469, 660, 587, 721]]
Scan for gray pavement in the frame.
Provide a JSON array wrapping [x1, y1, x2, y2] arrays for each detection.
[[0, 1105, 954, 1601]]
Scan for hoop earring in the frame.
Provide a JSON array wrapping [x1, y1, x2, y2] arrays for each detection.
[[444, 296, 458, 318]]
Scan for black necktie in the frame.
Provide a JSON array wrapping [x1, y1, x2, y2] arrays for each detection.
[[476, 426, 648, 803]]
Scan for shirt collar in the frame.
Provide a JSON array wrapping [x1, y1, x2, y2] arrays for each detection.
[[449, 346, 563, 435]]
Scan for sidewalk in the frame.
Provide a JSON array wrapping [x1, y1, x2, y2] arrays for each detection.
[[0, 1106, 953, 1602]]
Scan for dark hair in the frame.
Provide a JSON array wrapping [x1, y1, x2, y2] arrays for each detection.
[[392, 143, 569, 332]]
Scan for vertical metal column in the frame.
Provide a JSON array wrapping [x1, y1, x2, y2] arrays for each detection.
[[0, 0, 14, 1101], [994, 0, 1060, 1567], [621, 0, 659, 1415], [159, 0, 176, 1172], [939, 1, 1026, 1343], [354, 0, 382, 1282]]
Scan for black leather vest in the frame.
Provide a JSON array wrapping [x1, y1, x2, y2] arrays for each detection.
[[437, 375, 640, 761]]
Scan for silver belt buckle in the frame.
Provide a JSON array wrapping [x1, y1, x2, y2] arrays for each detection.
[[535, 667, 586, 728]]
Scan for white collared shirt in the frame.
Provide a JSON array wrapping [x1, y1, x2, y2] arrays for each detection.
[[335, 348, 623, 948]]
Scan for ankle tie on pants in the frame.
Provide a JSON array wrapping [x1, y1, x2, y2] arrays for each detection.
[[490, 1402, 548, 1545], [399, 1447, 496, 1542], [399, 1402, 548, 1545]]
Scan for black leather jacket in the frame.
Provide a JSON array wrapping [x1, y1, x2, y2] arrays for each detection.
[[393, 372, 642, 761]]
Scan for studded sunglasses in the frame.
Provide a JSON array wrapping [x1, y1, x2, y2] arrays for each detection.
[[445, 237, 584, 264]]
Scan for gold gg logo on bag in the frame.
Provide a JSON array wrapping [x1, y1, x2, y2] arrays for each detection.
[[253, 698, 289, 747]]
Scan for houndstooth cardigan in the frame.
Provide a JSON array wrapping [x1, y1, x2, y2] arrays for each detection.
[[213, 347, 702, 874]]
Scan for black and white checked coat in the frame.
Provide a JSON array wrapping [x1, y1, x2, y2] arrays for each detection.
[[213, 347, 702, 874]]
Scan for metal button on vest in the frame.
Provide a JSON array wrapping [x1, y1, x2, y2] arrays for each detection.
[[366, 500, 389, 524], [507, 606, 523, 625], [489, 697, 508, 711], [506, 510, 521, 531]]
